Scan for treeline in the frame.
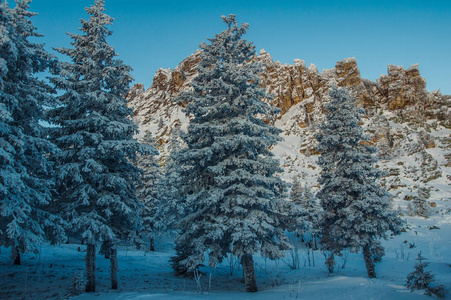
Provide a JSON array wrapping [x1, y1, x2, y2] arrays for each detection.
[[0, 0, 402, 294]]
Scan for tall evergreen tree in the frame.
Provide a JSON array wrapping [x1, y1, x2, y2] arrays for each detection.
[[290, 177, 303, 205], [315, 86, 402, 278], [413, 186, 430, 218], [169, 14, 291, 292], [290, 177, 321, 248], [135, 132, 161, 251], [48, 0, 155, 292], [0, 0, 64, 265]]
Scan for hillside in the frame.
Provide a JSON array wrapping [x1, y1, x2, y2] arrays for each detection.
[[126, 50, 451, 215]]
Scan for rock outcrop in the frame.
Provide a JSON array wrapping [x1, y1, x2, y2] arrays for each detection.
[[127, 50, 451, 207]]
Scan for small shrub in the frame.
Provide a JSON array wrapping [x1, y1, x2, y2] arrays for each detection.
[[68, 272, 84, 296], [321, 251, 335, 273], [406, 252, 448, 298]]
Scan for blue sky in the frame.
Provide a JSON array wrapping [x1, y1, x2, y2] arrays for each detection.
[[29, 0, 450, 94]]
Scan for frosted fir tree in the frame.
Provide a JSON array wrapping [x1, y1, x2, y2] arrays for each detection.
[[413, 187, 430, 218], [406, 252, 448, 298], [290, 176, 303, 205], [290, 177, 321, 248], [167, 122, 183, 154], [169, 14, 291, 292], [157, 150, 196, 277], [0, 0, 65, 265], [315, 86, 403, 278], [135, 132, 161, 251], [48, 0, 156, 292], [287, 177, 320, 267], [156, 147, 190, 235]]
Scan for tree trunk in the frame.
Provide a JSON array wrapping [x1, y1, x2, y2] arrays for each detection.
[[110, 246, 118, 289], [85, 244, 96, 292], [12, 247, 20, 265], [363, 243, 376, 278], [312, 248, 315, 267], [150, 236, 155, 252], [241, 254, 258, 292], [325, 252, 335, 273], [312, 233, 318, 250]]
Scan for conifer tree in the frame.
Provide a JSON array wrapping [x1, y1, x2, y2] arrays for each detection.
[[0, 0, 64, 265], [315, 86, 403, 278], [48, 0, 155, 291], [290, 177, 303, 205], [288, 177, 320, 267], [413, 187, 430, 218], [290, 177, 320, 247], [135, 132, 161, 251], [406, 252, 448, 297], [169, 14, 291, 292]]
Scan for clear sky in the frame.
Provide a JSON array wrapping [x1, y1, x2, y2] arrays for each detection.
[[28, 0, 451, 94]]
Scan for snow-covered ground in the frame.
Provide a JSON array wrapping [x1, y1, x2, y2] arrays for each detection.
[[1, 212, 450, 300]]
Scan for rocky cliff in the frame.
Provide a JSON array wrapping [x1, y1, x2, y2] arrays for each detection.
[[127, 50, 451, 212]]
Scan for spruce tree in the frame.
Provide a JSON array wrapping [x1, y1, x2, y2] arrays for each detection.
[[407, 251, 435, 290], [0, 0, 64, 265], [288, 177, 320, 266], [406, 252, 448, 297], [48, 0, 155, 291], [290, 177, 320, 247], [413, 187, 430, 218], [290, 177, 303, 205], [169, 14, 291, 292], [315, 86, 402, 278], [135, 132, 161, 251]]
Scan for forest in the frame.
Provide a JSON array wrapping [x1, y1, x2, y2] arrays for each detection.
[[1, 1, 449, 299]]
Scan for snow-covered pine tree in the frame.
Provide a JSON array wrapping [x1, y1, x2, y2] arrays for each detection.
[[169, 14, 291, 292], [167, 122, 182, 154], [315, 86, 403, 278], [290, 176, 303, 205], [48, 0, 156, 292], [413, 187, 430, 218], [406, 251, 448, 297], [290, 177, 320, 248], [287, 177, 320, 267], [135, 132, 161, 251], [156, 152, 188, 234], [157, 149, 195, 277], [0, 0, 65, 265]]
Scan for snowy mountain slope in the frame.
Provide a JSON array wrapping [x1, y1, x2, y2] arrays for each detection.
[[126, 50, 451, 212]]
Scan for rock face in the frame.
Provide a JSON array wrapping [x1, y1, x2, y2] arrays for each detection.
[[128, 49, 450, 128], [127, 50, 451, 207], [128, 50, 201, 126]]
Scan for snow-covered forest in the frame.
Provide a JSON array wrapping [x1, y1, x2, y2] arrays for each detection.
[[1, 1, 450, 299]]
